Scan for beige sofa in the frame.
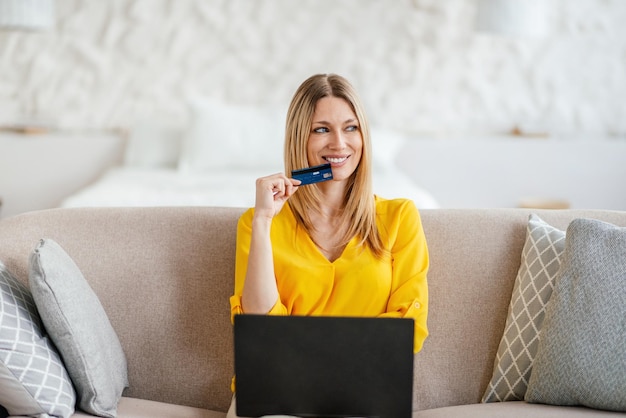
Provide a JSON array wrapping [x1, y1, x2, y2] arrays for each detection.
[[0, 206, 625, 418]]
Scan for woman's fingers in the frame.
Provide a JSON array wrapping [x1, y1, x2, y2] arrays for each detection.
[[254, 174, 300, 217], [275, 177, 301, 198]]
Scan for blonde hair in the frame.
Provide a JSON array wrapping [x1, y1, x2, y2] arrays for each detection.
[[284, 74, 385, 258]]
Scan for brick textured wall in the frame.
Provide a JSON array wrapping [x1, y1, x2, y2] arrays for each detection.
[[0, 0, 625, 138]]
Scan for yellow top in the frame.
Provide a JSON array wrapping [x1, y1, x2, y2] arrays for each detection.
[[229, 196, 429, 353]]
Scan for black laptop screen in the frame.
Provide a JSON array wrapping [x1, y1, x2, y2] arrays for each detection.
[[234, 315, 414, 418]]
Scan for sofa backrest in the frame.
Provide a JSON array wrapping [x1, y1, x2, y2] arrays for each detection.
[[1, 207, 625, 412], [0, 206, 245, 413], [414, 208, 626, 410]]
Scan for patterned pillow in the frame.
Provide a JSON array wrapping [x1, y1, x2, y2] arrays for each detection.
[[29, 239, 128, 418], [482, 214, 565, 402], [0, 261, 76, 417], [525, 218, 626, 411]]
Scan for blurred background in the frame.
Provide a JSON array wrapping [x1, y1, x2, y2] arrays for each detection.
[[1, 0, 625, 218]]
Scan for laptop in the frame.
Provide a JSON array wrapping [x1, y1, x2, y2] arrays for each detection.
[[233, 314, 414, 418]]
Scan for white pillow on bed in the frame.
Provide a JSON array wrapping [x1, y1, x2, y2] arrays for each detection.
[[124, 122, 182, 169], [178, 97, 285, 174], [178, 101, 407, 173]]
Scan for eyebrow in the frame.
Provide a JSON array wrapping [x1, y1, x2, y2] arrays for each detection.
[[312, 118, 358, 125]]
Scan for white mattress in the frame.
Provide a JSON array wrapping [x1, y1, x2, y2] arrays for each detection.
[[61, 167, 439, 209]]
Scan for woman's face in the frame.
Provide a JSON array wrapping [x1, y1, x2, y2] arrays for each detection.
[[306, 96, 363, 183]]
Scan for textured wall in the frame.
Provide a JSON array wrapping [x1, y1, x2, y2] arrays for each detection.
[[1, 0, 625, 138]]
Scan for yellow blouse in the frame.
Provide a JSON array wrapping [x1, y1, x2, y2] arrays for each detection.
[[229, 196, 429, 353]]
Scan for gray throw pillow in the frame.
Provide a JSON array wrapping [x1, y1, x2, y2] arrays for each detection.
[[482, 214, 565, 402], [525, 218, 626, 411], [29, 239, 128, 418], [0, 261, 76, 417]]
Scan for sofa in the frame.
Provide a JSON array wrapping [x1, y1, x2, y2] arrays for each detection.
[[0, 206, 624, 418]]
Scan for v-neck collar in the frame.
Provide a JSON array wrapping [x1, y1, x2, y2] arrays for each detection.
[[285, 203, 356, 264]]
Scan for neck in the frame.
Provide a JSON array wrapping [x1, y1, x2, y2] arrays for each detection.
[[316, 180, 347, 214]]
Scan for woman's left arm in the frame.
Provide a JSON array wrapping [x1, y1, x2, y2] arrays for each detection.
[[378, 200, 429, 353]]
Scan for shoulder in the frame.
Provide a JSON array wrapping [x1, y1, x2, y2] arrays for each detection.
[[374, 196, 425, 247], [374, 196, 422, 234], [238, 207, 255, 226], [375, 196, 419, 218]]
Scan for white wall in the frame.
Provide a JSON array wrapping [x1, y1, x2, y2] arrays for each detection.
[[0, 0, 625, 215], [397, 137, 626, 210], [0, 132, 125, 218], [1, 0, 625, 137]]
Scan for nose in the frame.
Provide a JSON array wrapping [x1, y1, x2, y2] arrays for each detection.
[[328, 129, 347, 150]]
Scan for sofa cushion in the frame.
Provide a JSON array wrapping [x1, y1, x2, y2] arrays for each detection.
[[482, 214, 565, 402], [525, 218, 626, 411], [414, 401, 626, 417], [29, 239, 129, 418], [71, 397, 227, 418], [0, 261, 76, 418]]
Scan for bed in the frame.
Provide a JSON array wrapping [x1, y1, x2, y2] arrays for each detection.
[[60, 98, 439, 210]]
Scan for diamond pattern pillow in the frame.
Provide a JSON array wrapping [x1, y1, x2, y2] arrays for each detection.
[[482, 214, 565, 402], [0, 261, 76, 418], [525, 218, 626, 411]]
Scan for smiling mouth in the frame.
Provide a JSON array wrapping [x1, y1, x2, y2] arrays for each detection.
[[323, 156, 349, 164]]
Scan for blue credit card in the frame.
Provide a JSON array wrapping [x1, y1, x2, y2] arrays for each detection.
[[291, 163, 333, 185]]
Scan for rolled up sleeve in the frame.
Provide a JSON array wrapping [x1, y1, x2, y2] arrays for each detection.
[[379, 200, 429, 353]]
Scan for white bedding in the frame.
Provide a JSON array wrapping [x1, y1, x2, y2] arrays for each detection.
[[60, 166, 439, 209], [61, 167, 260, 208]]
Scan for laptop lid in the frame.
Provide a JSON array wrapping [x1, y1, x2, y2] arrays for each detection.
[[234, 314, 414, 418]]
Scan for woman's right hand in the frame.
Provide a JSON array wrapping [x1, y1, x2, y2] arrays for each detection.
[[242, 173, 299, 314], [253, 173, 301, 220]]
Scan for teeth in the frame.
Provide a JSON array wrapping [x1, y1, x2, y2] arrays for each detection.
[[325, 157, 347, 163]]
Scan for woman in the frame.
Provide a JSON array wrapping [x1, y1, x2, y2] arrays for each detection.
[[227, 73, 429, 417]]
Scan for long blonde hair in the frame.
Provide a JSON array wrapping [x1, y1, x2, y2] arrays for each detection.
[[284, 74, 385, 258]]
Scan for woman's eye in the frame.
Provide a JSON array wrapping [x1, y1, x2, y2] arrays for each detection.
[[346, 125, 359, 132], [313, 127, 329, 133]]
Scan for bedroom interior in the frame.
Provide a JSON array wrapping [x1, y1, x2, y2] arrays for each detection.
[[1, 0, 625, 219]]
